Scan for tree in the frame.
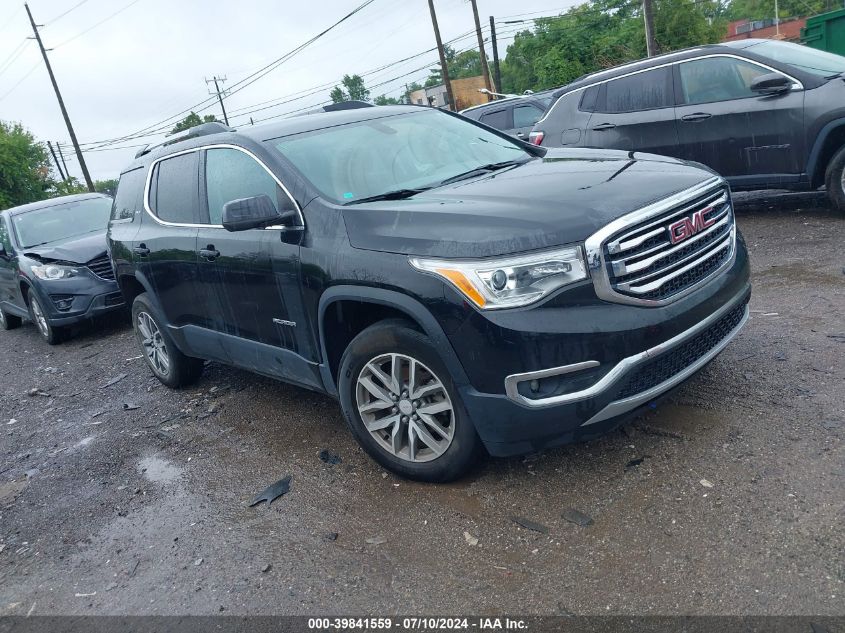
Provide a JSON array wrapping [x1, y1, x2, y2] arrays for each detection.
[[94, 179, 119, 197], [329, 74, 370, 103], [373, 95, 401, 105], [171, 112, 218, 135], [50, 177, 87, 197], [724, 0, 826, 20], [0, 121, 52, 210]]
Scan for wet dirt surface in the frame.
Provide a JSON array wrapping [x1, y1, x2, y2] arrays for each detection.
[[0, 192, 842, 616]]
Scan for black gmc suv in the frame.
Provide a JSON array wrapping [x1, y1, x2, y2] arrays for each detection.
[[108, 105, 750, 481], [529, 39, 845, 212]]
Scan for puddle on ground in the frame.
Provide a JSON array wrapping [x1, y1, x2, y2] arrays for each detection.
[[137, 456, 182, 484]]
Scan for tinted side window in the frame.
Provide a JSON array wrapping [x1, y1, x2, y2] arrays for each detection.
[[678, 57, 771, 105], [579, 85, 600, 112], [204, 148, 285, 225], [111, 167, 146, 221], [0, 217, 11, 252], [513, 104, 544, 128], [149, 152, 199, 224], [479, 108, 510, 130], [601, 67, 673, 113]]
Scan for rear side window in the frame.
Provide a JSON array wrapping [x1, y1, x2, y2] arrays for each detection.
[[111, 167, 146, 221], [600, 67, 673, 113], [513, 104, 544, 128], [149, 152, 199, 224], [678, 56, 772, 105], [204, 148, 286, 225], [0, 217, 11, 252], [479, 108, 510, 130], [579, 85, 600, 112]]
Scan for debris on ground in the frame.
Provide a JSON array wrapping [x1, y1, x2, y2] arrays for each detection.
[[249, 475, 292, 507], [463, 531, 479, 546], [74, 592, 96, 598], [261, 564, 272, 573], [365, 536, 387, 545], [562, 509, 594, 527], [827, 333, 845, 343], [625, 456, 648, 471], [194, 558, 203, 566], [324, 532, 339, 541], [26, 388, 50, 397], [511, 516, 549, 534], [101, 373, 128, 388], [700, 479, 714, 488], [122, 403, 140, 411], [318, 449, 342, 465]]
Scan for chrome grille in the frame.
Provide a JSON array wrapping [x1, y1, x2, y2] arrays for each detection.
[[86, 254, 115, 281], [602, 185, 734, 303]]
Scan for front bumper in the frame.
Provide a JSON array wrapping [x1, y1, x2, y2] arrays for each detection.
[[450, 240, 751, 457], [30, 274, 124, 326]]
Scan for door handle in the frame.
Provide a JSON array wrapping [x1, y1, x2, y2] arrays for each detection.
[[133, 244, 150, 256], [199, 246, 220, 261], [681, 112, 712, 122], [591, 122, 616, 131]]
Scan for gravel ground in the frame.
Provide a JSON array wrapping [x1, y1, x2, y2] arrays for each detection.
[[0, 192, 842, 616]]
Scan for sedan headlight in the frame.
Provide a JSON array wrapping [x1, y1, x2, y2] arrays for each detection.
[[31, 264, 78, 280], [409, 246, 588, 310]]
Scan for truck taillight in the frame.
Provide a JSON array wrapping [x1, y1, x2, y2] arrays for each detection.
[[529, 131, 545, 146]]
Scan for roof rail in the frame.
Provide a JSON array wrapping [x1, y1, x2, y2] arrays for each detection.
[[134, 121, 235, 158], [290, 100, 375, 118]]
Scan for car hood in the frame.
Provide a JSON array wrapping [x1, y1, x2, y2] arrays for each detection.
[[342, 148, 720, 258], [22, 231, 107, 265]]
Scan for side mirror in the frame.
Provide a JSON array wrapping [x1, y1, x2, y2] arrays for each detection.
[[221, 195, 297, 232], [750, 73, 792, 95]]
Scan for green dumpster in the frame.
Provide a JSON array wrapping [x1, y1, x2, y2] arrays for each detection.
[[801, 8, 845, 57]]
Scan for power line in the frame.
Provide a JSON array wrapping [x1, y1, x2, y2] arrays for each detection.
[[0, 59, 41, 102], [0, 39, 30, 78], [45, 0, 90, 26], [0, 5, 24, 34], [54, 0, 143, 48]]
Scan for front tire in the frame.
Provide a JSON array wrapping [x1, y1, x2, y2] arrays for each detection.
[[132, 293, 203, 388], [28, 295, 65, 345], [338, 319, 483, 482], [825, 145, 845, 214]]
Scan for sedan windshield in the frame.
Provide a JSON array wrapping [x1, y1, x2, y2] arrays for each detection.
[[12, 197, 112, 248], [269, 109, 530, 204], [748, 40, 845, 77]]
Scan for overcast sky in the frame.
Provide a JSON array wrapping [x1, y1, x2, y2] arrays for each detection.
[[0, 0, 574, 181]]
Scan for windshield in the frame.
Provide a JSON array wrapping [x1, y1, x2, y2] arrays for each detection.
[[269, 109, 529, 204], [748, 40, 845, 77], [12, 197, 112, 249]]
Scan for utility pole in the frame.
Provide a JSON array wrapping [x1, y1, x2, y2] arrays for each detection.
[[56, 142, 70, 177], [25, 3, 94, 191], [206, 75, 230, 125], [642, 0, 658, 57], [47, 141, 66, 181], [427, 0, 455, 110], [469, 0, 493, 99], [489, 16, 501, 94]]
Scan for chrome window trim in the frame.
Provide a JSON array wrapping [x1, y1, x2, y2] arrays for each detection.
[[503, 285, 749, 409], [142, 143, 305, 230], [536, 53, 804, 126], [584, 176, 736, 307]]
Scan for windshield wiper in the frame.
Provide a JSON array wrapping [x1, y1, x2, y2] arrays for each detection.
[[439, 159, 525, 186], [344, 188, 430, 205]]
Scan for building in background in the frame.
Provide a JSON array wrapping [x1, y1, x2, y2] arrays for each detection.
[[408, 76, 488, 111], [724, 17, 807, 42]]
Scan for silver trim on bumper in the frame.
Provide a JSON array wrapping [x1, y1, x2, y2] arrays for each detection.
[[503, 285, 750, 409]]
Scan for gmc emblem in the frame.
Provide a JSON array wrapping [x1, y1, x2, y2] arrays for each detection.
[[668, 207, 715, 244]]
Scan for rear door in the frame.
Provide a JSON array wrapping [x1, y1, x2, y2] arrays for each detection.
[[583, 66, 680, 157], [0, 216, 21, 311], [511, 102, 545, 141], [478, 107, 512, 133], [136, 151, 202, 330], [672, 55, 805, 180]]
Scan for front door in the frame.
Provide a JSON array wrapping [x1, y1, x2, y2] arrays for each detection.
[[0, 217, 21, 311], [583, 66, 679, 157], [196, 146, 314, 384], [673, 55, 805, 182]]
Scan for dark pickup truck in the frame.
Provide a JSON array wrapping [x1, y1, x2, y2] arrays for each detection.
[[108, 106, 750, 481]]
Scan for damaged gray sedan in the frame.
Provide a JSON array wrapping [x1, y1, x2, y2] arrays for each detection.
[[0, 193, 124, 344]]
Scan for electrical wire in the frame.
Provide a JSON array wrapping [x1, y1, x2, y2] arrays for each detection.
[[0, 59, 42, 102], [0, 38, 30, 78], [45, 0, 91, 26], [53, 0, 144, 48]]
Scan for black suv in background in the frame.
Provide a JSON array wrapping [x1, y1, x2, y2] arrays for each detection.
[[0, 193, 124, 344], [108, 106, 750, 481], [460, 90, 557, 140], [530, 39, 845, 212]]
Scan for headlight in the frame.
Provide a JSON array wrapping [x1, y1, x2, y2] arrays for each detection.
[[30, 264, 78, 280], [409, 245, 588, 310]]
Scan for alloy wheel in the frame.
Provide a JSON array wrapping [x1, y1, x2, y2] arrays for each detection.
[[30, 298, 49, 338], [355, 353, 455, 463], [0, 309, 5, 327], [137, 311, 170, 377]]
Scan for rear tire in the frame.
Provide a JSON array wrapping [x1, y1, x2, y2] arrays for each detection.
[[132, 292, 203, 388], [338, 319, 483, 482], [825, 144, 845, 214], [27, 295, 65, 345], [0, 307, 22, 330]]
